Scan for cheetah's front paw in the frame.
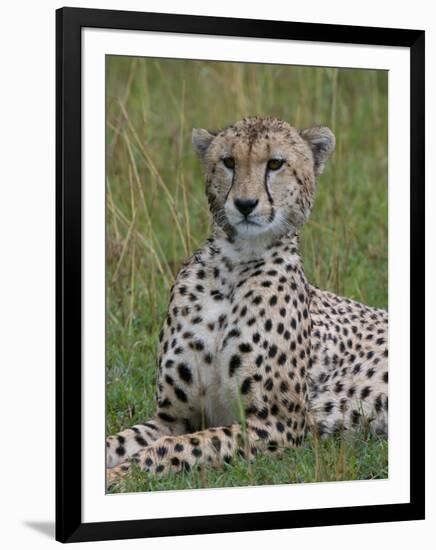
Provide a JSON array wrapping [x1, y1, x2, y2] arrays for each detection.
[[106, 435, 126, 468]]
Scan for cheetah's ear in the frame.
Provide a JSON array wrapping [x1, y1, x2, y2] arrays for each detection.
[[299, 126, 335, 176], [192, 128, 216, 158]]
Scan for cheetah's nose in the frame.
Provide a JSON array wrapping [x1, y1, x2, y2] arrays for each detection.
[[234, 197, 259, 217]]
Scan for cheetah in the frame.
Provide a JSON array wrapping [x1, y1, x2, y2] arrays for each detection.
[[107, 117, 388, 485]]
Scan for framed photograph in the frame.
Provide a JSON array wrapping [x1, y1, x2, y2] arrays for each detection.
[[56, 7, 425, 543]]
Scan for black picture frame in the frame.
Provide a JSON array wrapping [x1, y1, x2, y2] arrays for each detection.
[[56, 6, 425, 543]]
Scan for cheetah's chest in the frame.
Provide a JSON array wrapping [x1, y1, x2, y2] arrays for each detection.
[[169, 243, 301, 427], [187, 278, 239, 427]]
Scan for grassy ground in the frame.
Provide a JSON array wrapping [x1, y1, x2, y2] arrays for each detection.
[[106, 56, 388, 493]]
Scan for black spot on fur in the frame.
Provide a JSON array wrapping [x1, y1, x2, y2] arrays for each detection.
[[158, 412, 175, 423], [156, 446, 168, 458], [241, 377, 252, 394], [178, 363, 192, 384], [229, 354, 242, 376], [174, 386, 188, 402]]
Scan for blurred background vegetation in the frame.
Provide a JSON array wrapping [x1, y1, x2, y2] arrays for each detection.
[[106, 56, 388, 492]]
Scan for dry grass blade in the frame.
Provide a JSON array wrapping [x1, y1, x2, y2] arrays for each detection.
[[117, 100, 189, 256]]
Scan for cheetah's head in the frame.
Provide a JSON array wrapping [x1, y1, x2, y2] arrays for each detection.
[[192, 117, 335, 241]]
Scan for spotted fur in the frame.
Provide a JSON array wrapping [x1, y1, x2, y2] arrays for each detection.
[[107, 117, 387, 486]]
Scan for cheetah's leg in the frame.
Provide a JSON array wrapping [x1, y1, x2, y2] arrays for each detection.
[[107, 416, 306, 486], [106, 416, 186, 468]]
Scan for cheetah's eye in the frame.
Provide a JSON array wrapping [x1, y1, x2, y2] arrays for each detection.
[[222, 157, 235, 170], [267, 158, 284, 171]]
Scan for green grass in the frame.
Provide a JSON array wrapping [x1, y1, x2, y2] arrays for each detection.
[[106, 56, 388, 493]]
